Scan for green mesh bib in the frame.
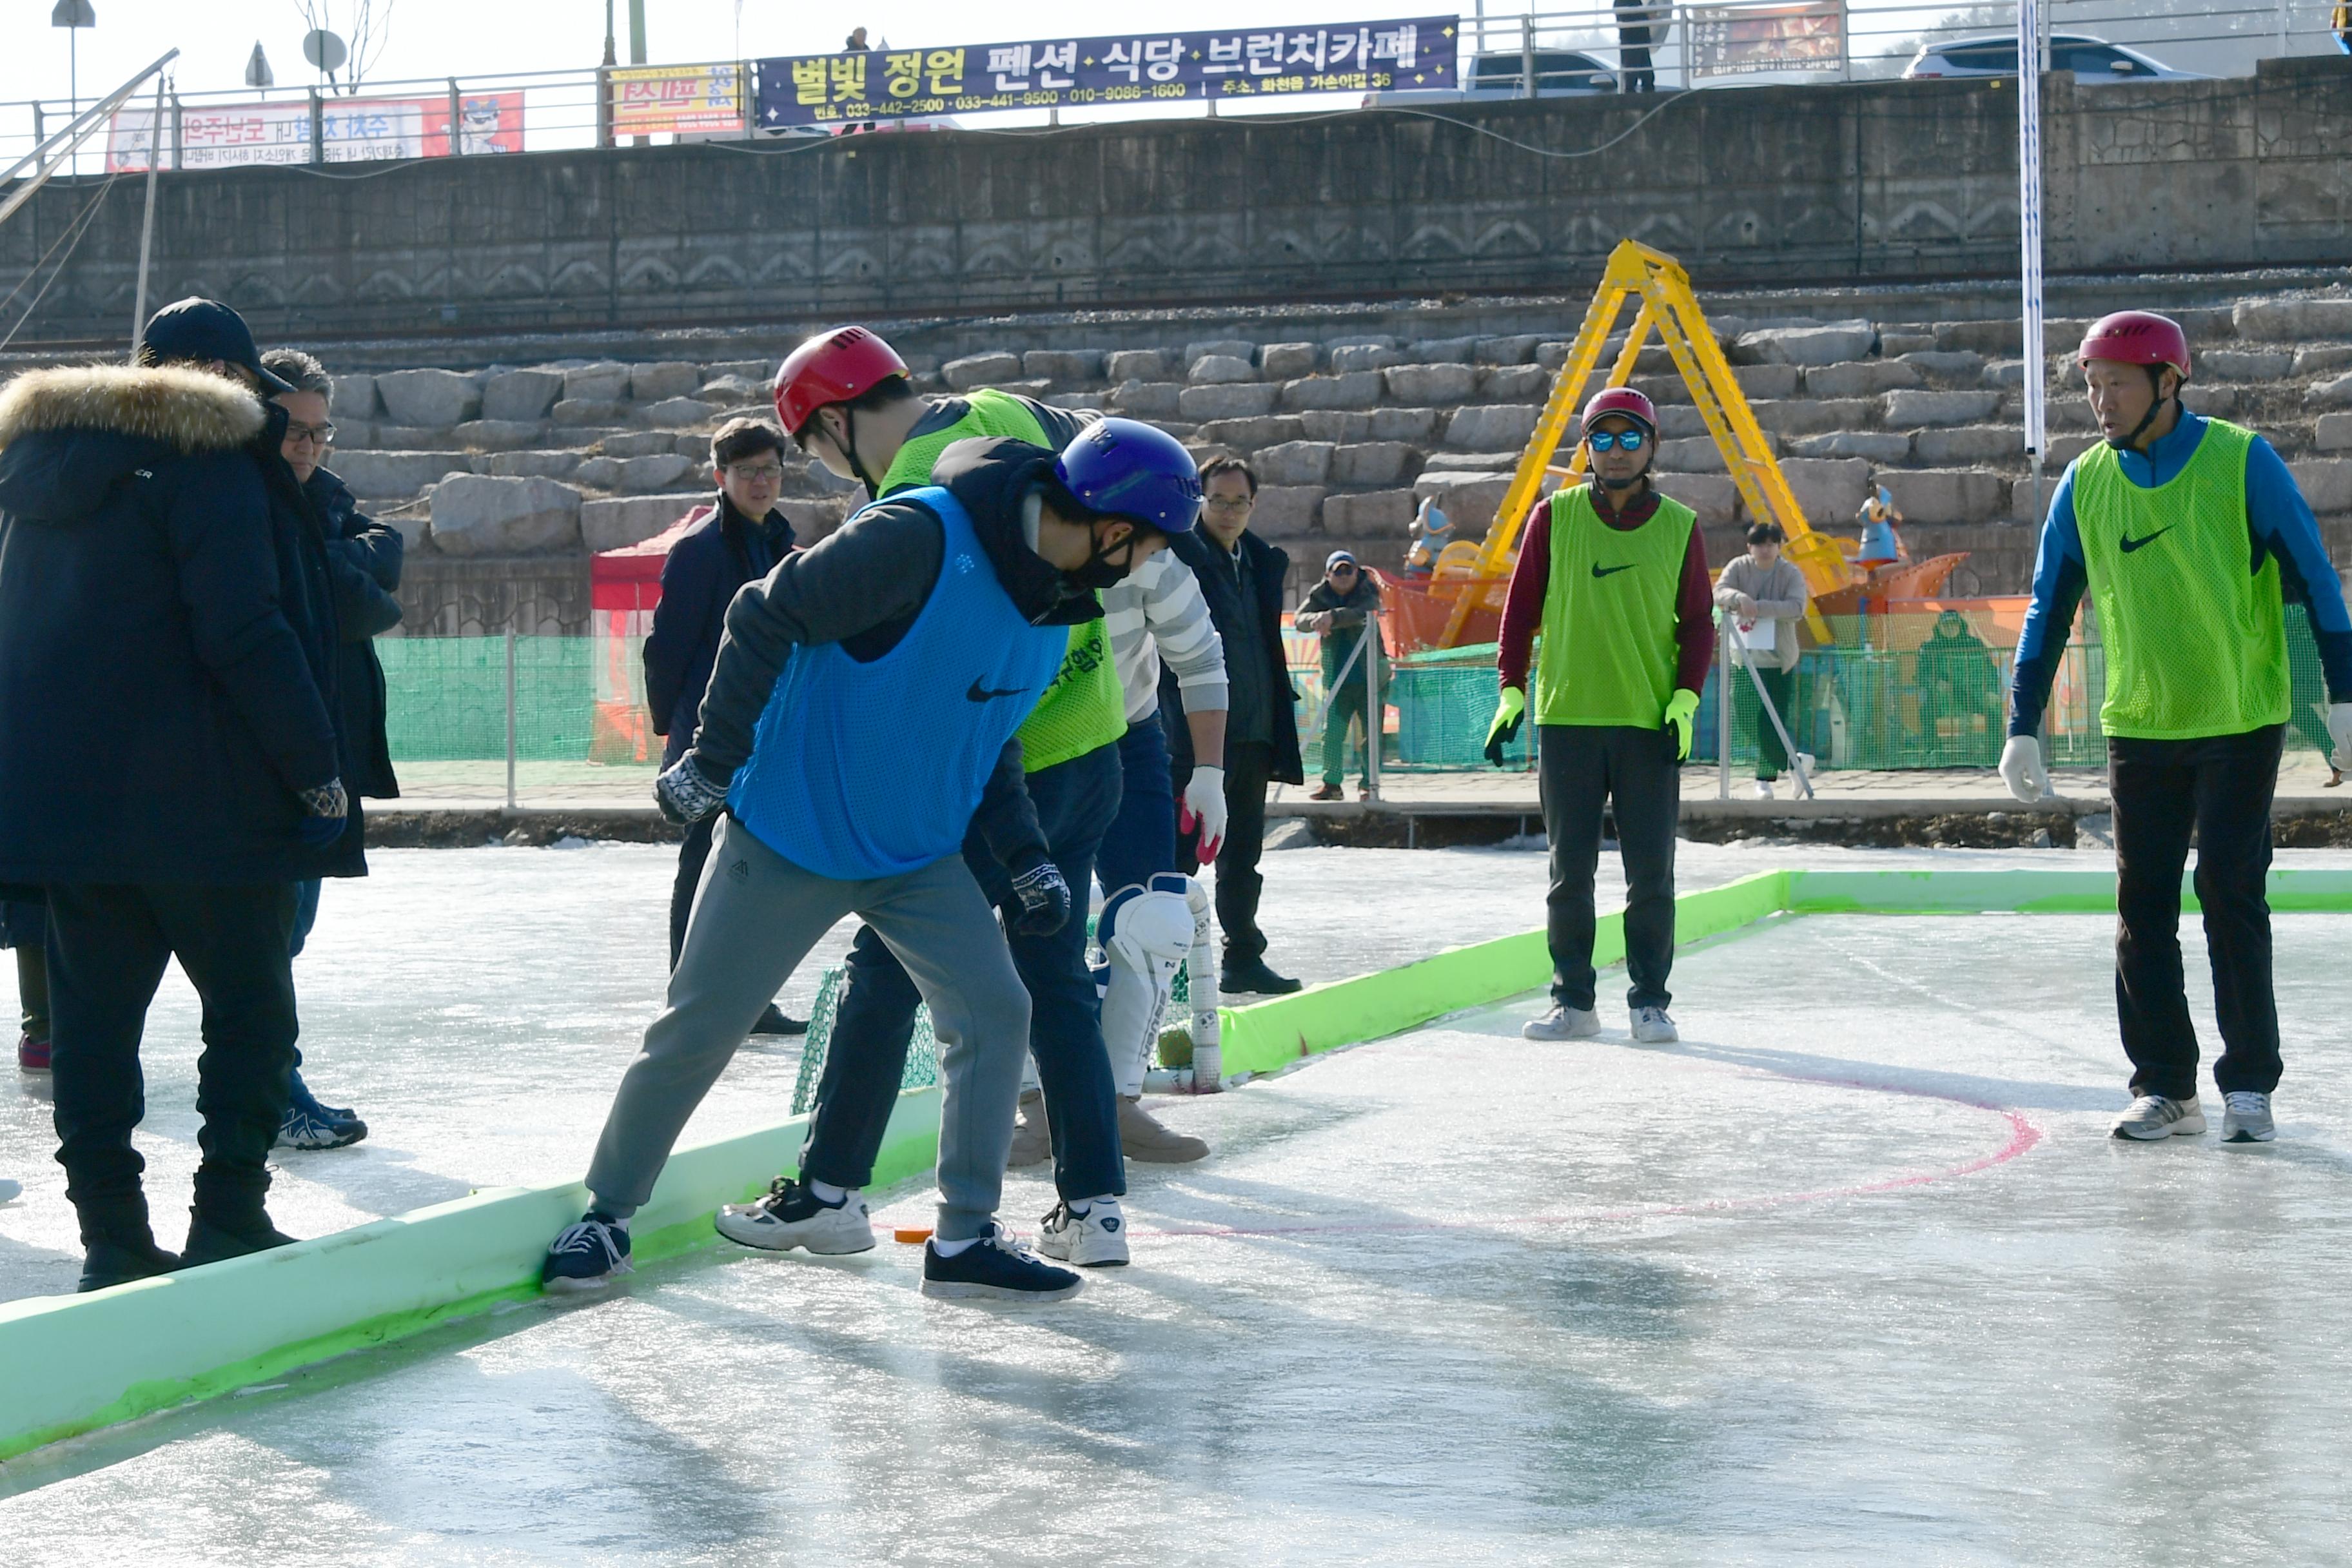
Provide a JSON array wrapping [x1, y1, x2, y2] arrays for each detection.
[[1017, 617, 1128, 772], [877, 389, 1052, 497], [2073, 418, 2288, 740], [1533, 486, 1696, 728]]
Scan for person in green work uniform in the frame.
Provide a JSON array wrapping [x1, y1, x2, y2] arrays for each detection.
[[1297, 549, 1386, 801], [1485, 387, 1714, 1045], [2004, 311, 2352, 1145]]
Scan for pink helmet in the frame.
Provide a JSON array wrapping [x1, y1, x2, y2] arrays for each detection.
[[1581, 386, 1658, 437], [2078, 311, 2190, 380]]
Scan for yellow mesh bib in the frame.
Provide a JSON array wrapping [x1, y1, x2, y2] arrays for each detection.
[[2073, 419, 2287, 740]]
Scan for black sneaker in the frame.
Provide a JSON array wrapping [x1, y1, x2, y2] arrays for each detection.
[[542, 1210, 633, 1293], [749, 1004, 808, 1037], [79, 1235, 181, 1293], [920, 1222, 1083, 1302], [182, 1211, 300, 1268], [1221, 958, 1302, 996]]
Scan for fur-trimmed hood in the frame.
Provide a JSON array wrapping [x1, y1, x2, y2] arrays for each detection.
[[0, 364, 267, 528], [0, 364, 264, 453]]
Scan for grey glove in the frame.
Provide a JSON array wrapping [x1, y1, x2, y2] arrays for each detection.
[[655, 754, 728, 826]]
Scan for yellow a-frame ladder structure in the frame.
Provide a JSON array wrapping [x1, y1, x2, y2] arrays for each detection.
[[1438, 239, 1854, 648]]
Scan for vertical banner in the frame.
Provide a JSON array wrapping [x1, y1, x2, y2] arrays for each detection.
[[2017, 0, 2045, 485]]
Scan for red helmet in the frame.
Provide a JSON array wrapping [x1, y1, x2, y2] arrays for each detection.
[[772, 326, 910, 435], [2077, 311, 2190, 380], [1581, 386, 1658, 437]]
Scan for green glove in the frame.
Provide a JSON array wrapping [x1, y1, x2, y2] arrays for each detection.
[[1484, 686, 1526, 767], [1663, 689, 1701, 762]]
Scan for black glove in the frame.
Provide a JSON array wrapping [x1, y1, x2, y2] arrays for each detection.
[[1006, 849, 1072, 937], [297, 779, 348, 848]]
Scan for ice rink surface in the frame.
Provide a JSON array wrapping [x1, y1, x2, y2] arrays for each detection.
[[5, 844, 2352, 1562]]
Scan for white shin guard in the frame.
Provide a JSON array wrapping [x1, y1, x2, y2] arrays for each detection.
[[1183, 877, 1222, 1092], [1100, 876, 1199, 1098]]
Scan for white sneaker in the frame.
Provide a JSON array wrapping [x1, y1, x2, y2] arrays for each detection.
[[1794, 752, 1816, 777], [715, 1177, 876, 1254], [2221, 1092, 2275, 1143], [2112, 1094, 2206, 1141], [1631, 1006, 1679, 1043], [1753, 779, 1774, 799], [1524, 1004, 1602, 1041], [1037, 1199, 1130, 1268]]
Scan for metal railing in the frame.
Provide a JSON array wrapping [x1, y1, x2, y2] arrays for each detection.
[[3, 1, 2343, 176]]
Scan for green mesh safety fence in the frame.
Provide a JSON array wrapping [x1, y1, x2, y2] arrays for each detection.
[[790, 968, 939, 1117], [382, 620, 2334, 783]]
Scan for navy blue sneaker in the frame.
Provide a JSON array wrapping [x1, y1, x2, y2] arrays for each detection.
[[278, 1072, 367, 1150], [921, 1222, 1083, 1302], [543, 1210, 632, 1293]]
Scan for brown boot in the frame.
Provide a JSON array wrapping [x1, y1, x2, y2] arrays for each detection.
[[1006, 1089, 1050, 1168], [1118, 1095, 1208, 1163]]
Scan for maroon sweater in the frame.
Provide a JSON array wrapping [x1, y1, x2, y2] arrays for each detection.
[[1495, 484, 1714, 699]]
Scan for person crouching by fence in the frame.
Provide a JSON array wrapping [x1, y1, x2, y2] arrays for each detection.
[[642, 416, 803, 1035], [1296, 550, 1386, 801], [1713, 522, 1811, 799]]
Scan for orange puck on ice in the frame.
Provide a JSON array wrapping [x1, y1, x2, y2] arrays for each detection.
[[894, 1226, 934, 1244]]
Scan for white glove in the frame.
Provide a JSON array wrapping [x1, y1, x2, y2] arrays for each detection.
[[1998, 734, 2052, 803], [2329, 702, 2352, 771], [1180, 765, 1228, 861]]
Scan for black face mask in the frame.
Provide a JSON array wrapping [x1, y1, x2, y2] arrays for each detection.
[[1063, 525, 1144, 592]]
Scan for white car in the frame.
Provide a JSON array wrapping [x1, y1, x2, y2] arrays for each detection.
[[1364, 48, 1623, 106], [1903, 34, 2208, 83]]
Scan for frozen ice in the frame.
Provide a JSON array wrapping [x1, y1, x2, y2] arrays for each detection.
[[5, 848, 2352, 1560]]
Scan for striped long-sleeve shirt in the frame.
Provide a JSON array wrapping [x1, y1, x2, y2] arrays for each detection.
[[1101, 549, 1229, 724]]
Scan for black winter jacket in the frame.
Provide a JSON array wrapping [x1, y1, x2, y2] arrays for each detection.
[[1160, 524, 1303, 785], [0, 366, 349, 885], [308, 465, 403, 798], [643, 494, 792, 768]]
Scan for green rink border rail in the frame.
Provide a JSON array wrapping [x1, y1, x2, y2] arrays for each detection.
[[9, 867, 2352, 1465]]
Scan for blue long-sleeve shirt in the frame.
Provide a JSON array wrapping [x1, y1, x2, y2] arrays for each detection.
[[2010, 411, 2352, 737]]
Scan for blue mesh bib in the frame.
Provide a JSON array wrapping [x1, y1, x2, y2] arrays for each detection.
[[728, 488, 1066, 879]]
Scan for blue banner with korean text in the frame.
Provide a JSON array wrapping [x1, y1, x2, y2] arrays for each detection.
[[754, 17, 1458, 128]]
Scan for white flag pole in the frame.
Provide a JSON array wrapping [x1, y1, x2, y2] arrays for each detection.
[[2019, 0, 2046, 529]]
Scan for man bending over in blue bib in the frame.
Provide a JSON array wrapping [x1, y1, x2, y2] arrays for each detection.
[[542, 420, 1178, 1303]]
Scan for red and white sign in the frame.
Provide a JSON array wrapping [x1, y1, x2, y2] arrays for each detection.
[[106, 91, 525, 172]]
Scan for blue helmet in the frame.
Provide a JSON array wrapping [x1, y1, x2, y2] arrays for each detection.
[[1052, 418, 1203, 536]]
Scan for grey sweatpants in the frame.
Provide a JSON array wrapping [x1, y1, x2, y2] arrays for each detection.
[[584, 814, 1031, 1241]]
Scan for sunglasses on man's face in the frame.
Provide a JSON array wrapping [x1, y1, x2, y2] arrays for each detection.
[[1587, 428, 1645, 453], [1330, 564, 1358, 576]]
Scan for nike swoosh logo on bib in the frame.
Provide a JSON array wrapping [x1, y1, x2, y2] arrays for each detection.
[[966, 679, 1027, 702], [2119, 527, 2173, 554], [1591, 562, 1636, 579]]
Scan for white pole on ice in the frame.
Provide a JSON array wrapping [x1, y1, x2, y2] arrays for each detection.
[[2019, 0, 2047, 530], [1363, 603, 1381, 802], [504, 628, 518, 811], [1718, 616, 1732, 799]]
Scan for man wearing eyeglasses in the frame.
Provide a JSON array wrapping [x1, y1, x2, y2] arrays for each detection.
[[643, 417, 801, 1033], [1487, 387, 1713, 1045], [260, 348, 405, 1152]]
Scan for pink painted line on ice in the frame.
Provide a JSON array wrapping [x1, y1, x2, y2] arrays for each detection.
[[1132, 1065, 2046, 1244]]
